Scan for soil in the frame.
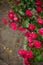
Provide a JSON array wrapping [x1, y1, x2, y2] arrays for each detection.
[[0, 3, 24, 65]]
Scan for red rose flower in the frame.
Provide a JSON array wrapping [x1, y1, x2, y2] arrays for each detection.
[[38, 28, 43, 35], [2, 18, 8, 24], [18, 49, 27, 58], [18, 49, 33, 58], [26, 50, 33, 58], [28, 37, 33, 43], [8, 10, 14, 19], [23, 58, 30, 65], [25, 9, 32, 17], [36, 6, 42, 12], [35, 1, 42, 6], [37, 18, 43, 24], [10, 22, 17, 30], [13, 17, 18, 21], [29, 32, 37, 39], [33, 40, 41, 48], [28, 23, 35, 30], [28, 42, 33, 48], [28, 37, 33, 47], [24, 32, 30, 37], [38, 18, 43, 24], [18, 26, 26, 32]]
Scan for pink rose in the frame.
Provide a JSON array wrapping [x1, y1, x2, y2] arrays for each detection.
[[33, 40, 41, 48], [28, 37, 33, 43], [18, 49, 27, 58], [23, 58, 30, 65], [24, 32, 30, 37], [38, 28, 43, 35], [18, 26, 26, 32], [8, 10, 14, 19], [37, 18, 43, 24], [29, 32, 37, 39], [36, 6, 42, 12], [28, 23, 35, 30], [35, 1, 42, 6], [13, 17, 18, 21], [10, 22, 17, 30], [28, 42, 33, 48], [26, 50, 33, 58], [28, 37, 33, 47], [25, 9, 32, 17], [2, 18, 8, 24]]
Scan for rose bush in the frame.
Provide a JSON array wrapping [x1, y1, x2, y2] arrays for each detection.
[[2, 0, 43, 65]]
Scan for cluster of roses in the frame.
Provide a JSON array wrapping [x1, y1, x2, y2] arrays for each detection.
[[18, 49, 33, 65], [2, 0, 43, 65], [2, 10, 43, 35], [35, 0, 43, 13]]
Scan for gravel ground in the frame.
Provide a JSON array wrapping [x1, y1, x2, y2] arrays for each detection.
[[0, 3, 24, 65]]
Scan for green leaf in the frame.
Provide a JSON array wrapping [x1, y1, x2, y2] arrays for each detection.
[[32, 16, 37, 22], [40, 11, 43, 19], [35, 55, 43, 62], [42, 36, 43, 39], [32, 48, 40, 56], [18, 10, 24, 16], [24, 40, 28, 45], [22, 20, 29, 28]]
